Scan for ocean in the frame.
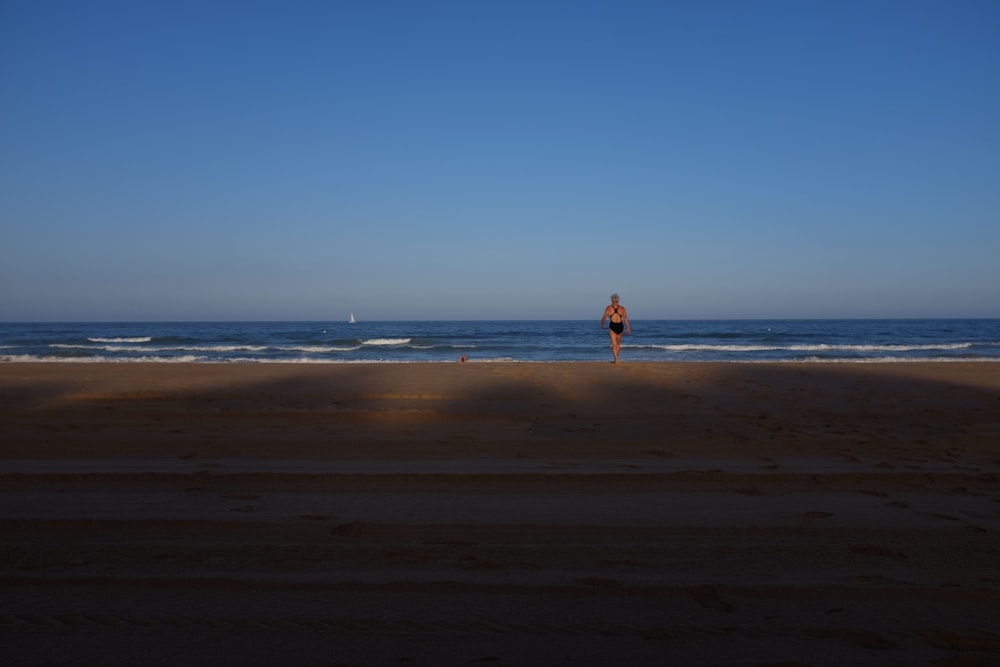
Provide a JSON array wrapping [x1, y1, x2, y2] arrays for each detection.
[[1, 320, 999, 364]]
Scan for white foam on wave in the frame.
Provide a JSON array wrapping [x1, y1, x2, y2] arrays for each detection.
[[1, 354, 206, 363], [88, 337, 152, 343], [278, 345, 363, 353], [182, 345, 268, 353], [792, 343, 973, 352], [52, 344, 270, 353], [361, 338, 411, 346]]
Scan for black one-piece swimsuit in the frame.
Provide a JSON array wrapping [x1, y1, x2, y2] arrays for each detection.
[[609, 306, 624, 335]]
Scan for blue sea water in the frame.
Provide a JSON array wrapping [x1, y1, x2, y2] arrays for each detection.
[[1, 320, 999, 363]]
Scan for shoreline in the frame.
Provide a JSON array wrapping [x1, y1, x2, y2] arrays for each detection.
[[2, 361, 999, 664]]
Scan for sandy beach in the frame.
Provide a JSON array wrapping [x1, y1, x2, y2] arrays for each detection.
[[1, 362, 998, 666]]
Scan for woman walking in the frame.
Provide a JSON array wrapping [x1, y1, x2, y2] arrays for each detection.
[[600, 293, 631, 363]]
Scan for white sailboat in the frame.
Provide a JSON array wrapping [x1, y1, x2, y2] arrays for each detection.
[[348, 313, 357, 324]]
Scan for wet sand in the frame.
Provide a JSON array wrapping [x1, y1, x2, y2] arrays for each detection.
[[2, 362, 999, 665]]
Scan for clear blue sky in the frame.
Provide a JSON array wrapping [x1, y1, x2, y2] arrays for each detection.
[[2, 0, 998, 321]]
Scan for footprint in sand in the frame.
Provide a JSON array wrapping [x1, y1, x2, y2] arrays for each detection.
[[641, 449, 674, 458], [802, 627, 898, 650], [920, 628, 1000, 652], [850, 544, 908, 561], [575, 576, 625, 588], [456, 556, 502, 571], [330, 520, 365, 537], [686, 585, 735, 612]]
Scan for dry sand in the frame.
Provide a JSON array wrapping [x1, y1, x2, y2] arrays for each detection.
[[1, 362, 999, 666]]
